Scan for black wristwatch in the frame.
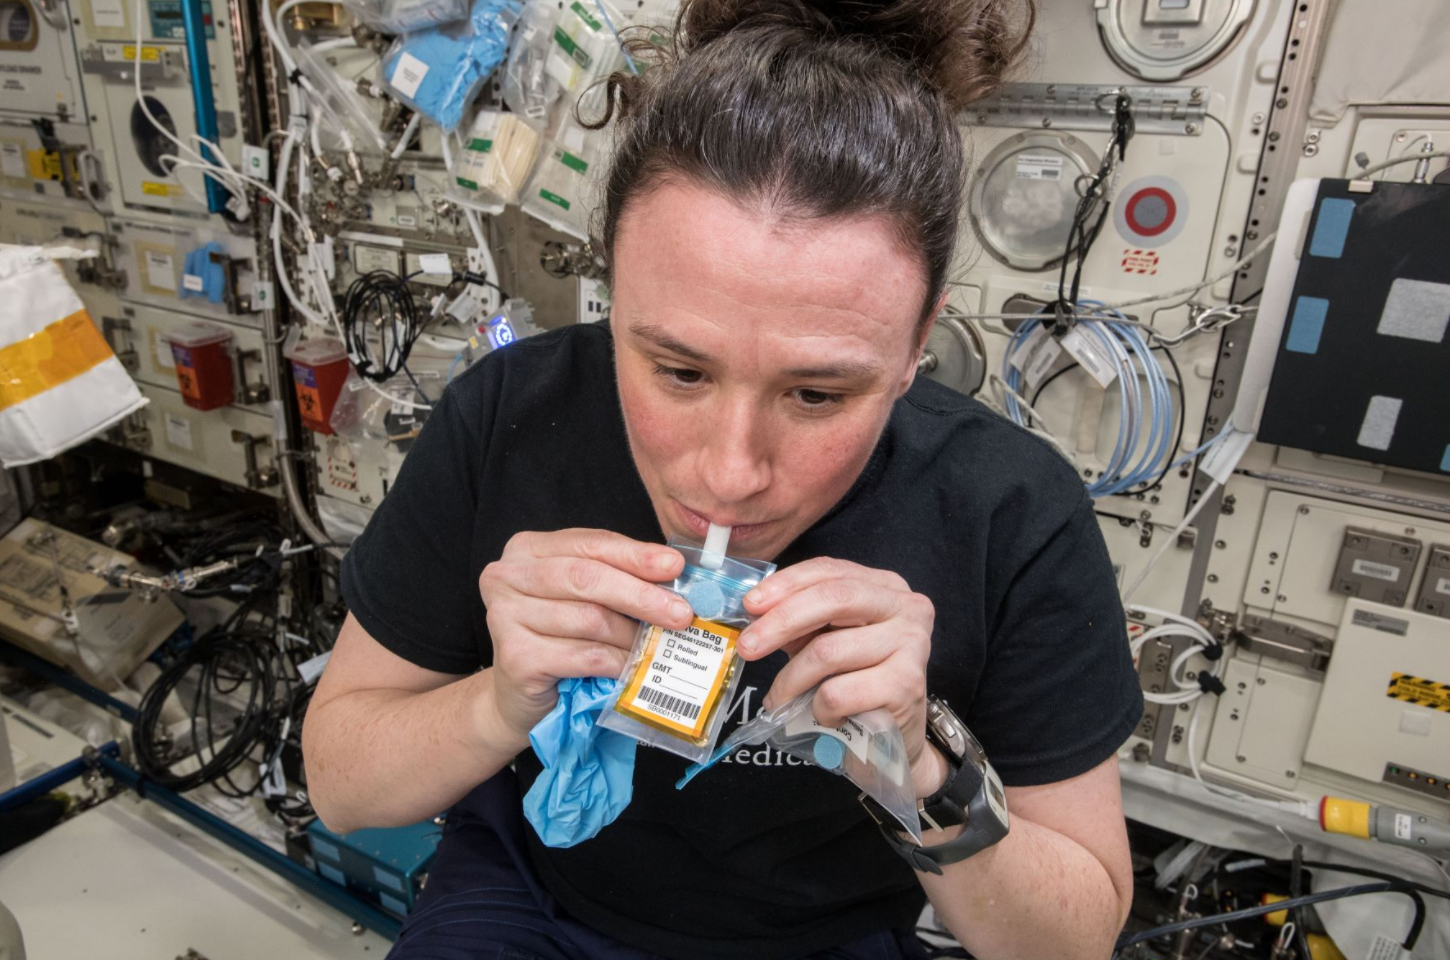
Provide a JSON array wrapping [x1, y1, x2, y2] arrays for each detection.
[[859, 696, 1010, 875]]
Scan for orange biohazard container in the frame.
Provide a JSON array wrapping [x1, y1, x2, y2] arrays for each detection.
[[285, 337, 350, 434], [165, 322, 235, 411]]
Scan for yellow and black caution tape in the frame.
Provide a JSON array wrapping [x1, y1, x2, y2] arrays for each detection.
[[1386, 673, 1450, 713]]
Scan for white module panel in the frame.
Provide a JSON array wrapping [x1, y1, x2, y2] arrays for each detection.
[[0, 114, 99, 206], [109, 214, 259, 319], [118, 302, 272, 410], [75, 0, 245, 219], [1203, 656, 1323, 792], [1242, 490, 1450, 633], [116, 381, 281, 496], [0, 0, 86, 118], [1304, 599, 1450, 803]]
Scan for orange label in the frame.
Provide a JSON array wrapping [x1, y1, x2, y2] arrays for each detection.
[[0, 309, 115, 410]]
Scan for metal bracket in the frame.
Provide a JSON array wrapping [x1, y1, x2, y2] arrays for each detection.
[[1236, 614, 1333, 674], [968, 83, 1208, 136], [229, 431, 279, 488]]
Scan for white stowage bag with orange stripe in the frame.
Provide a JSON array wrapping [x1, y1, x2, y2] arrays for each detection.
[[0, 244, 147, 466]]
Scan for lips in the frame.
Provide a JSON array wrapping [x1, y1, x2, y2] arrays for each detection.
[[672, 500, 772, 544]]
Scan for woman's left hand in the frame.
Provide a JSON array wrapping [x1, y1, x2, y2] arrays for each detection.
[[738, 558, 948, 799]]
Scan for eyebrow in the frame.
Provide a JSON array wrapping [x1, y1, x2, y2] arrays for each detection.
[[628, 322, 883, 381]]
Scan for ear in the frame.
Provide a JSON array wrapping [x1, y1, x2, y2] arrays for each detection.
[[901, 290, 950, 396]]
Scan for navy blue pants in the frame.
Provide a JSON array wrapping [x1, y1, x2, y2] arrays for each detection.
[[385, 770, 928, 960]]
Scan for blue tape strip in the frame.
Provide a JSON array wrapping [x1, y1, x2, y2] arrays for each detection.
[[1309, 198, 1355, 258], [1286, 296, 1330, 354], [379, 892, 409, 916], [318, 862, 346, 886], [1441, 445, 1450, 473]]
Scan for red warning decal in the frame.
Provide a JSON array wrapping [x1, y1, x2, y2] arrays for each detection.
[[1121, 249, 1160, 275]]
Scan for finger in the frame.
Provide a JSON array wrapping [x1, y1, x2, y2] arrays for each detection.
[[811, 662, 923, 728], [761, 624, 896, 710], [519, 528, 684, 582], [519, 556, 694, 629], [739, 577, 906, 659], [511, 598, 639, 650], [744, 557, 907, 614], [505, 633, 631, 686]]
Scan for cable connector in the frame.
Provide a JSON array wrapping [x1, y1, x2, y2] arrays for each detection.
[[1200, 643, 1224, 662], [1197, 673, 1226, 696]]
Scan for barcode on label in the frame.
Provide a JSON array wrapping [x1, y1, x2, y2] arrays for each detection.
[[638, 686, 702, 720]]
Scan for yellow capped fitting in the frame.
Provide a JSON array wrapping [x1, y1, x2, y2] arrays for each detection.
[[1306, 933, 1349, 960], [1261, 892, 1289, 926], [1319, 796, 1372, 839]]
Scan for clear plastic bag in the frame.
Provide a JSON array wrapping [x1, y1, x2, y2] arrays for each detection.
[[381, 0, 520, 133], [520, 118, 598, 240], [293, 39, 391, 154], [679, 687, 922, 843], [446, 110, 542, 209], [329, 371, 431, 453], [500, 1, 561, 130], [544, 0, 626, 95], [343, 0, 468, 35], [598, 536, 776, 764]]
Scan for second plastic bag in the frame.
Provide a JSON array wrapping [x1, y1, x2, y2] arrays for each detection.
[[598, 536, 775, 764], [381, 0, 520, 132], [678, 688, 922, 843]]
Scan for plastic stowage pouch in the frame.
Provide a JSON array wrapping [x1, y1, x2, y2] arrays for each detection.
[[381, 0, 520, 133], [598, 536, 775, 764], [500, 1, 561, 130], [679, 688, 922, 843], [447, 110, 542, 209], [342, 0, 468, 34]]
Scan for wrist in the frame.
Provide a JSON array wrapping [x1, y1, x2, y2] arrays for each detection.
[[469, 669, 531, 758], [914, 742, 951, 800]]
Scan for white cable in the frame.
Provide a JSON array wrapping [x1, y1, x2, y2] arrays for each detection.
[[1187, 702, 1316, 819], [391, 112, 421, 160], [1121, 480, 1221, 603], [1103, 232, 1279, 312]]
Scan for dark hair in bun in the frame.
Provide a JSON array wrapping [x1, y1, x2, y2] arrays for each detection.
[[591, 0, 1036, 318]]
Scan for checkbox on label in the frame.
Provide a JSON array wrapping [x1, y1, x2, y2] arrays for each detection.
[[665, 638, 675, 648], [662, 650, 671, 659]]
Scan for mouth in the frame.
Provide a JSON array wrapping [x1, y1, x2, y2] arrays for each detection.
[[671, 500, 774, 547]]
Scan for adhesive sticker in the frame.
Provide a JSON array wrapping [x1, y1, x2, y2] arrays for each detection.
[[1285, 296, 1329, 355], [1014, 154, 1064, 181], [0, 143, 25, 180], [1113, 176, 1189, 248], [1385, 673, 1450, 713], [1351, 558, 1401, 582], [1060, 328, 1117, 388], [164, 413, 194, 451], [144, 250, 177, 291], [1308, 198, 1355, 259], [1121, 249, 1160, 275], [390, 52, 430, 100], [619, 618, 737, 739]]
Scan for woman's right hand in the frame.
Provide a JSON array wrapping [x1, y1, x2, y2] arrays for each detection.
[[477, 528, 691, 748]]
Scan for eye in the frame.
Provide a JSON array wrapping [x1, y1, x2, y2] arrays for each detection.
[[792, 388, 843, 409], [653, 363, 706, 388]]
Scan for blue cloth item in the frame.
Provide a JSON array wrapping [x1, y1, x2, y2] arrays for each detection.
[[179, 242, 227, 304], [522, 676, 636, 848], [383, 0, 519, 132]]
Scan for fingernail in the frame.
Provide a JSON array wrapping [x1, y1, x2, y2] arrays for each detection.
[[669, 599, 692, 622], [746, 589, 763, 605], [657, 552, 677, 571]]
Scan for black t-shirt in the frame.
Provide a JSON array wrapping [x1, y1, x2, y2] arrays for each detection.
[[341, 322, 1142, 960]]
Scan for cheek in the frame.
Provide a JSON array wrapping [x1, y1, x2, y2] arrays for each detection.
[[617, 362, 693, 472], [779, 416, 880, 499]]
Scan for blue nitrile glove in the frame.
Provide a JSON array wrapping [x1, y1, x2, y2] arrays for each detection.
[[179, 242, 227, 304], [522, 676, 636, 847], [383, 0, 518, 132]]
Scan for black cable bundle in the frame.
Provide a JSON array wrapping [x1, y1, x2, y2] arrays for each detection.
[[172, 517, 288, 599], [1050, 94, 1136, 333], [341, 270, 424, 383], [132, 620, 290, 794]]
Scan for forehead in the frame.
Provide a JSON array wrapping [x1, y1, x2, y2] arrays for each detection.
[[611, 180, 927, 346]]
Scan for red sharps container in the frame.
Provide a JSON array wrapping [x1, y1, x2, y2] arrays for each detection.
[[285, 337, 350, 434], [165, 322, 234, 411]]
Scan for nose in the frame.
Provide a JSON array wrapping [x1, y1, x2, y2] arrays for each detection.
[[698, 392, 772, 506]]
